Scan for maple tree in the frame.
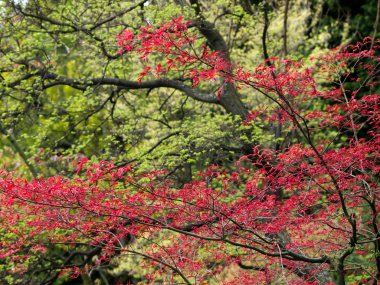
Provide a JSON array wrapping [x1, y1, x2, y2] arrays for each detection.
[[0, 14, 379, 285], [4, 0, 377, 181]]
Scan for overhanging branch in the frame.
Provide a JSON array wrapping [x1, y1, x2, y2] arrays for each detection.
[[7, 69, 220, 104]]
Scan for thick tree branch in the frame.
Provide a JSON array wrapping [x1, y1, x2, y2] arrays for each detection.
[[262, 2, 271, 65], [52, 77, 220, 104], [190, 19, 248, 118], [7, 69, 220, 104], [238, 261, 265, 271]]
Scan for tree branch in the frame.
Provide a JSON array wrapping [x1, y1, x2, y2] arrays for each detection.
[[0, 125, 39, 178], [283, 0, 289, 56], [52, 77, 220, 104], [7, 69, 220, 104], [262, 2, 271, 65]]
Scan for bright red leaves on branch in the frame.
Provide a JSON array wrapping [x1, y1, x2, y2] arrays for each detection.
[[0, 18, 379, 284], [116, 30, 134, 54], [117, 17, 230, 88]]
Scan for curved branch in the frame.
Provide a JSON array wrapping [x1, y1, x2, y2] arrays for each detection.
[[238, 261, 265, 271], [11, 1, 147, 60], [53, 77, 219, 104], [6, 68, 220, 104], [117, 131, 181, 167], [89, 0, 148, 31], [0, 126, 38, 178], [126, 249, 192, 285], [41, 72, 220, 104]]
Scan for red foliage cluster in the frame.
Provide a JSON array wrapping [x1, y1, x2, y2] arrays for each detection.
[[116, 16, 230, 89], [0, 18, 379, 284]]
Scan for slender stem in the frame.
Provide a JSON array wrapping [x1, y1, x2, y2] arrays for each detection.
[[283, 0, 289, 56], [371, 0, 380, 49], [0, 126, 38, 178]]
